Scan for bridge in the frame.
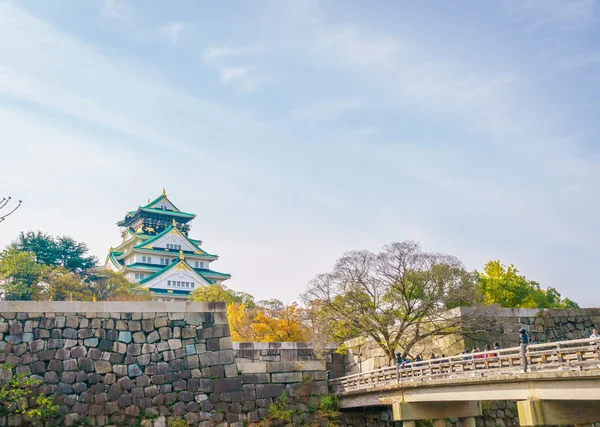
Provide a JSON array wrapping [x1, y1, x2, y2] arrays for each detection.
[[330, 337, 600, 426]]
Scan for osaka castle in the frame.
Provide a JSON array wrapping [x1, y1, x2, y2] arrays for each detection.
[[105, 189, 231, 300]]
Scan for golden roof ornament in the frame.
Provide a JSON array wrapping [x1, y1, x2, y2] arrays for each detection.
[[162, 188, 167, 196], [179, 250, 184, 260], [172, 218, 177, 227]]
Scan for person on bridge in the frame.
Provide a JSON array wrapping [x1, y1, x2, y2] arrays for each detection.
[[591, 328, 599, 339]]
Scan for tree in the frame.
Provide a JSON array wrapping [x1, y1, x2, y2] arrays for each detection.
[[302, 241, 484, 364], [44, 267, 93, 301], [0, 196, 22, 223], [226, 301, 310, 342], [0, 249, 47, 300], [227, 303, 257, 342], [11, 231, 98, 280], [476, 260, 578, 309], [191, 283, 255, 307], [89, 269, 150, 301], [252, 302, 309, 342]]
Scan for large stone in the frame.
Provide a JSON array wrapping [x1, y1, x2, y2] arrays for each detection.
[[256, 383, 286, 398], [94, 361, 112, 374], [128, 363, 143, 377], [71, 346, 87, 358], [118, 331, 132, 343], [168, 339, 182, 350], [213, 377, 242, 393], [271, 372, 303, 383], [147, 331, 160, 343], [199, 350, 234, 367], [84, 338, 99, 347]]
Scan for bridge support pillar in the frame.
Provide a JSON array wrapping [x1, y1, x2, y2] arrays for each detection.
[[518, 400, 600, 426], [432, 419, 446, 427], [462, 417, 476, 427], [392, 401, 482, 422]]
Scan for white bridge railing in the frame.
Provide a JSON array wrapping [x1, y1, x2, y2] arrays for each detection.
[[330, 337, 600, 393]]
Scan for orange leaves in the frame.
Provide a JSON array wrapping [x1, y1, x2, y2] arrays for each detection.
[[226, 302, 309, 342]]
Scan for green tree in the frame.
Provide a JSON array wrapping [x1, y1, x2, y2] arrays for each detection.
[[0, 249, 47, 300], [89, 269, 150, 301], [190, 283, 255, 307], [476, 260, 578, 308], [44, 267, 94, 301], [11, 231, 98, 279], [303, 241, 485, 363]]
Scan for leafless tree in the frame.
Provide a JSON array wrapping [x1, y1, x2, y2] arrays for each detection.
[[303, 241, 490, 364], [0, 196, 22, 223]]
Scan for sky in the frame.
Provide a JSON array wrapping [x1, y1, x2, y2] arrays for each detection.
[[1, 0, 599, 306]]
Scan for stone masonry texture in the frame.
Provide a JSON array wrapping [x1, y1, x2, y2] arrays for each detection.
[[0, 302, 330, 427], [1, 302, 598, 426]]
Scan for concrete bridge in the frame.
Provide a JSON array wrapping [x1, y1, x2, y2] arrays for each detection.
[[330, 337, 600, 426]]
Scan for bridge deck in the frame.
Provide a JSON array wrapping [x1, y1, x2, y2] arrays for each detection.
[[331, 337, 600, 409]]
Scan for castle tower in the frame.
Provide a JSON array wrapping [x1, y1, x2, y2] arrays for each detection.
[[105, 189, 231, 300]]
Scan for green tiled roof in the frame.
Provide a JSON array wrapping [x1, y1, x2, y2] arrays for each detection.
[[193, 268, 231, 279], [137, 259, 226, 286], [132, 225, 217, 258], [108, 252, 124, 268], [143, 194, 182, 212], [139, 207, 195, 218], [150, 288, 191, 296], [138, 260, 180, 284], [134, 225, 176, 249]]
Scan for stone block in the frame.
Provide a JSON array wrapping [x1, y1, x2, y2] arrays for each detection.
[[147, 330, 160, 343], [84, 338, 99, 347], [159, 327, 172, 340], [241, 373, 270, 384], [94, 361, 112, 374], [271, 372, 303, 383], [237, 362, 267, 374], [266, 361, 296, 372], [225, 363, 239, 378], [199, 349, 234, 366], [63, 359, 78, 371], [168, 339, 182, 350], [256, 383, 286, 398], [294, 360, 325, 371], [219, 336, 233, 350], [118, 331, 132, 343], [128, 363, 143, 377], [71, 346, 87, 358], [213, 377, 242, 392]]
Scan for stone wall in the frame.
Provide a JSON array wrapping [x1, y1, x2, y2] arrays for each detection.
[[342, 307, 600, 375], [233, 342, 346, 378], [0, 301, 332, 426], [460, 307, 600, 350]]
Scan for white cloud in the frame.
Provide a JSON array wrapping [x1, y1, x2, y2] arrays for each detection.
[[202, 45, 267, 93], [202, 46, 243, 62], [102, 0, 128, 20], [158, 21, 189, 44]]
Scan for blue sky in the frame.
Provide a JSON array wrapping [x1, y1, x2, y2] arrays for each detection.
[[1, 0, 599, 305]]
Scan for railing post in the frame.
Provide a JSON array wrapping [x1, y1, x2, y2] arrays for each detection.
[[396, 352, 402, 383], [519, 328, 530, 373]]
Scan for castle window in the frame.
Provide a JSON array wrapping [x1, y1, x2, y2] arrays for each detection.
[[147, 257, 152, 264], [142, 256, 146, 263]]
